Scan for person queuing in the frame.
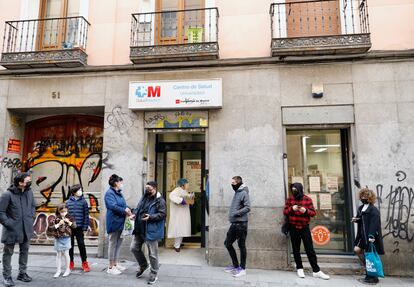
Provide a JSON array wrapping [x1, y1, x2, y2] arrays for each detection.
[[283, 182, 330, 280], [130, 181, 166, 285], [0, 172, 35, 287], [66, 184, 90, 272]]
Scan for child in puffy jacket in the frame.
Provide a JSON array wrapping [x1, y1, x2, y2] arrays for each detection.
[[47, 203, 76, 278], [66, 184, 90, 272]]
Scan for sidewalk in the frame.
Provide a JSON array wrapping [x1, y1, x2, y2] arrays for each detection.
[[2, 253, 413, 287]]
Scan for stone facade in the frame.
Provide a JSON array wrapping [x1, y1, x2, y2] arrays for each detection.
[[0, 57, 413, 276]]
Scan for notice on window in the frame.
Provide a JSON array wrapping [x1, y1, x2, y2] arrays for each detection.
[[307, 193, 318, 209], [309, 176, 321, 192], [319, 193, 332, 210], [326, 177, 338, 193], [291, 176, 304, 185], [183, 159, 202, 193]]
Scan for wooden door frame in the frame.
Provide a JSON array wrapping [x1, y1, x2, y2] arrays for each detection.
[[155, 0, 205, 45], [37, 0, 69, 50]]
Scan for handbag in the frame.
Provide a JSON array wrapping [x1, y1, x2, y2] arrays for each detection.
[[365, 242, 385, 278], [281, 215, 290, 236]]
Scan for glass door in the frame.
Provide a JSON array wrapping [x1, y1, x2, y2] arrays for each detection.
[[155, 133, 206, 248], [286, 129, 353, 253]]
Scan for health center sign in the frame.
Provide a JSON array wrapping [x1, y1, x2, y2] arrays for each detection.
[[128, 79, 222, 110]]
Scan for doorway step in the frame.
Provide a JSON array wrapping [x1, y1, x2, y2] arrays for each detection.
[[290, 254, 362, 275]]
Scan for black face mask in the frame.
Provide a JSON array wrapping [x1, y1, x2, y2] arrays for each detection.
[[232, 183, 242, 191], [25, 181, 32, 188], [361, 199, 369, 204]]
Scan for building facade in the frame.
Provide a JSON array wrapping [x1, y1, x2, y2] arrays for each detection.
[[0, 0, 413, 277]]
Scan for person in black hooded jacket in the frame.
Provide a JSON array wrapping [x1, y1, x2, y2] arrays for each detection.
[[352, 187, 384, 285], [0, 172, 35, 287]]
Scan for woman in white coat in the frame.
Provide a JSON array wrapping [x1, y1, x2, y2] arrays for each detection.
[[167, 178, 193, 252]]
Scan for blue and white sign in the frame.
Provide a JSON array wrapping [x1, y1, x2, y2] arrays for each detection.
[[128, 79, 222, 110]]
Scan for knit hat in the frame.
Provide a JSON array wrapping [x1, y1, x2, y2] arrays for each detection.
[[177, 178, 189, 187]]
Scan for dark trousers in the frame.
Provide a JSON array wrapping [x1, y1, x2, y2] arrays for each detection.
[[69, 227, 87, 262], [130, 233, 159, 274], [290, 226, 320, 273], [2, 240, 30, 278], [224, 222, 247, 269]]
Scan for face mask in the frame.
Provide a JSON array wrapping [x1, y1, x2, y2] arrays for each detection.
[[145, 188, 152, 195], [118, 184, 124, 191], [232, 183, 242, 191], [25, 181, 32, 188], [76, 190, 83, 197], [361, 199, 369, 204], [61, 212, 68, 217]]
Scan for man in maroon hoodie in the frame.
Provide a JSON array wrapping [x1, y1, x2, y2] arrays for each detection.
[[283, 182, 329, 280]]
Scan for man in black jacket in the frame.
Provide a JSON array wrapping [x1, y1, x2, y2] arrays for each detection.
[[0, 172, 36, 287]]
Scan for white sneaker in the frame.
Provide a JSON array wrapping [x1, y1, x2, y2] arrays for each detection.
[[297, 269, 305, 278], [53, 270, 61, 278], [107, 267, 122, 275], [232, 268, 246, 277], [313, 271, 330, 280], [62, 269, 71, 277], [115, 264, 127, 271]]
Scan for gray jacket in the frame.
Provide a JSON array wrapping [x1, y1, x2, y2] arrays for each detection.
[[228, 184, 251, 223], [0, 185, 36, 244]]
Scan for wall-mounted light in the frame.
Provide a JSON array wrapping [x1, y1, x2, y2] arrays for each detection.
[[312, 83, 323, 98]]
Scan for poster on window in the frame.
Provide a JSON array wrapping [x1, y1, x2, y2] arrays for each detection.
[[319, 193, 332, 210], [183, 159, 202, 193], [326, 177, 339, 193], [309, 176, 321, 192], [307, 193, 318, 209]]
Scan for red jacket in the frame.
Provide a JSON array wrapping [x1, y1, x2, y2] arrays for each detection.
[[283, 195, 316, 229]]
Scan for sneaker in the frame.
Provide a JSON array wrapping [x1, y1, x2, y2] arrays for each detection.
[[297, 269, 305, 278], [136, 265, 150, 278], [16, 273, 32, 282], [3, 277, 15, 287], [62, 269, 71, 277], [69, 261, 75, 270], [53, 270, 61, 278], [82, 261, 90, 272], [232, 267, 246, 277], [115, 264, 127, 271], [224, 265, 237, 273], [313, 271, 330, 280], [147, 272, 158, 285], [107, 267, 122, 275]]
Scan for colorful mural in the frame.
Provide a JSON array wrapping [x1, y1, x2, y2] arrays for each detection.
[[24, 116, 104, 245], [144, 111, 208, 129]]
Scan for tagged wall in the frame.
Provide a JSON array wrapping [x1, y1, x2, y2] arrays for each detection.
[[23, 115, 104, 245]]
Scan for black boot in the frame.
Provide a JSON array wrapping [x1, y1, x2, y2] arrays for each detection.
[[17, 273, 32, 282]]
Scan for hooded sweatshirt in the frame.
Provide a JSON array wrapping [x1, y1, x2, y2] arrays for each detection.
[[228, 184, 251, 223]]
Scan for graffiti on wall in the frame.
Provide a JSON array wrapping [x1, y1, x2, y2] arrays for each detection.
[[23, 116, 105, 245], [144, 111, 208, 129], [376, 170, 414, 254], [105, 105, 137, 135]]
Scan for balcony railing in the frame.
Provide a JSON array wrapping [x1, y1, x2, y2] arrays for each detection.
[[270, 0, 371, 56], [1, 16, 90, 69], [130, 8, 219, 64]]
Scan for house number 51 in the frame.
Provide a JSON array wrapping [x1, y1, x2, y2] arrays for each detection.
[[52, 91, 61, 99]]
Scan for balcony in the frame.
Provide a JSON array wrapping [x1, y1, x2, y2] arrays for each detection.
[[270, 0, 371, 57], [0, 16, 90, 69], [130, 8, 219, 64]]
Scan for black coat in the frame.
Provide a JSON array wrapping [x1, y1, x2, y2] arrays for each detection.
[[0, 185, 36, 244], [354, 204, 385, 255]]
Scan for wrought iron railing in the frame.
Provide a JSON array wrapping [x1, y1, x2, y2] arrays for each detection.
[[131, 8, 219, 47], [2, 16, 90, 54], [270, 0, 369, 39]]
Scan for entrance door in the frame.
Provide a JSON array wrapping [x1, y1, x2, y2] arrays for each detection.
[[37, 0, 80, 50], [286, 0, 340, 37], [156, 0, 205, 45], [286, 129, 353, 253], [155, 133, 206, 248]]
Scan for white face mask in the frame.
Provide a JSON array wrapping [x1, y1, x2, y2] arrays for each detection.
[[76, 190, 83, 197], [61, 212, 68, 217]]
